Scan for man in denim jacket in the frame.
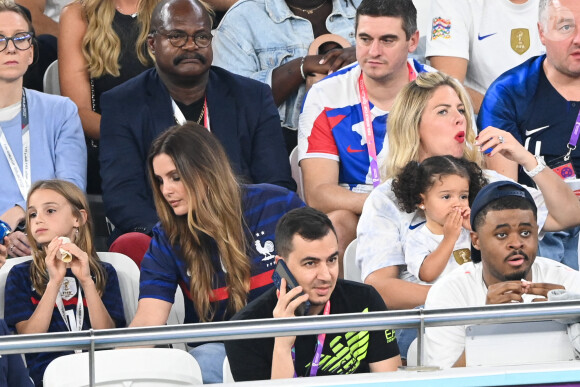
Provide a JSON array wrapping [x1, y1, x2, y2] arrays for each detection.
[[212, 0, 360, 152]]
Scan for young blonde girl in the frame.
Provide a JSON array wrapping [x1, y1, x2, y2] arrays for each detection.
[[392, 156, 488, 283], [4, 180, 125, 386]]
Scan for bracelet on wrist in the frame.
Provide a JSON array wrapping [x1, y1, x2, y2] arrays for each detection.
[[523, 155, 546, 178], [299, 56, 306, 81]]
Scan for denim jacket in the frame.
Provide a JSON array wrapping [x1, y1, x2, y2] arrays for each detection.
[[212, 0, 360, 131]]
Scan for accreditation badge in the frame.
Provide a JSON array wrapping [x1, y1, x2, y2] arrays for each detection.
[[511, 28, 530, 55], [548, 155, 577, 180]]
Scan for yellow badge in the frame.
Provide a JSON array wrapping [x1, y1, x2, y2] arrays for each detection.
[[453, 248, 471, 265], [511, 28, 530, 55]]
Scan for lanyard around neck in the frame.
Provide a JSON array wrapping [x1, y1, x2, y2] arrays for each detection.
[[0, 90, 31, 200], [563, 108, 580, 161], [171, 97, 210, 130], [357, 63, 417, 188], [55, 279, 84, 333], [292, 300, 331, 377]]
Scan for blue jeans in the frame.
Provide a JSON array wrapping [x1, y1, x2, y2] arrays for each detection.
[[395, 327, 418, 360], [538, 227, 580, 270], [189, 342, 226, 384]]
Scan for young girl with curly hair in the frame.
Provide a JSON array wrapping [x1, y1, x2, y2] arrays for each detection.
[[392, 155, 488, 283]]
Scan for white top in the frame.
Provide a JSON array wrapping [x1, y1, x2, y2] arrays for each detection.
[[356, 169, 548, 282], [424, 257, 580, 368], [44, 0, 69, 22], [425, 0, 545, 95], [405, 225, 472, 284]]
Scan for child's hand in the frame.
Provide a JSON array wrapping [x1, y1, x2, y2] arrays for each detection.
[[460, 207, 472, 231], [443, 208, 463, 242], [45, 237, 67, 284], [63, 242, 92, 285]]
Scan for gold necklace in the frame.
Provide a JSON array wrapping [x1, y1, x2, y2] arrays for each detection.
[[288, 0, 327, 15], [196, 103, 205, 125]]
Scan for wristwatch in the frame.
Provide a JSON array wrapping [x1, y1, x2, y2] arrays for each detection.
[[523, 155, 546, 178]]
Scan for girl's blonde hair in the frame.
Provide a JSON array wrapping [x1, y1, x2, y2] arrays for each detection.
[[148, 123, 250, 322], [80, 0, 156, 78], [26, 180, 107, 296], [384, 71, 482, 180]]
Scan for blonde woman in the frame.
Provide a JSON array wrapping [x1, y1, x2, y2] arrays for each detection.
[[356, 71, 580, 358], [129, 123, 304, 383], [58, 0, 157, 193], [4, 180, 125, 385]]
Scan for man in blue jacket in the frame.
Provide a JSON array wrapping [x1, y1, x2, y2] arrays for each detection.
[[99, 0, 295, 243], [478, 0, 580, 269]]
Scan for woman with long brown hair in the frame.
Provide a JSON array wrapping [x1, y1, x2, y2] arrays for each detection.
[[129, 122, 303, 383]]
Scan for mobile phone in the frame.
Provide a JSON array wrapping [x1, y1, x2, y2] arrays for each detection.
[[272, 260, 310, 316]]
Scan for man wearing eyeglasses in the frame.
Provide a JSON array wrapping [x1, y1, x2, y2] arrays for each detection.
[[99, 0, 295, 248]]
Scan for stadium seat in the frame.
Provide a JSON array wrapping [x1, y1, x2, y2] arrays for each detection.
[[97, 252, 140, 324], [343, 238, 362, 282], [43, 348, 203, 386], [43, 60, 60, 95], [289, 146, 305, 201], [222, 356, 234, 383], [0, 256, 33, 318]]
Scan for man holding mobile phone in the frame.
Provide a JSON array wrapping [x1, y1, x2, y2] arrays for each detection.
[[225, 207, 401, 381]]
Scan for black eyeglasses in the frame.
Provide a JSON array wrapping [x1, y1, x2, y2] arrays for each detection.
[[0, 32, 33, 53], [154, 30, 212, 48]]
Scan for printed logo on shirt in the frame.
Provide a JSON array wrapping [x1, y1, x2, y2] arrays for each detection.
[[431, 17, 451, 40], [477, 32, 497, 41], [255, 231, 275, 267], [409, 221, 426, 230], [305, 307, 395, 375], [453, 248, 471, 265], [347, 145, 365, 153], [511, 29, 530, 55]]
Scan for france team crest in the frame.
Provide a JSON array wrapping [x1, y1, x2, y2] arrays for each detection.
[[432, 17, 451, 40]]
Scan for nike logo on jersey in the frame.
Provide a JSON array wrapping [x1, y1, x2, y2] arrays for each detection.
[[347, 145, 364, 153], [525, 125, 550, 136], [478, 32, 497, 40], [409, 221, 426, 230]]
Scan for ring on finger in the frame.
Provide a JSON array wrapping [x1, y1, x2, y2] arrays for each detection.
[[9, 244, 14, 252], [498, 135, 505, 144]]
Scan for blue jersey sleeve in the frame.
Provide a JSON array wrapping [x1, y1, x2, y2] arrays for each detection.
[[139, 225, 180, 303], [4, 262, 35, 331]]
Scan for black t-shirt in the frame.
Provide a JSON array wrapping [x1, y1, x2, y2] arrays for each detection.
[[225, 279, 399, 381]]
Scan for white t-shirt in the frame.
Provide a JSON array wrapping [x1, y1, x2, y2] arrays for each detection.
[[405, 225, 472, 284], [44, 0, 69, 22], [424, 257, 580, 368], [426, 0, 545, 95], [356, 169, 548, 282]]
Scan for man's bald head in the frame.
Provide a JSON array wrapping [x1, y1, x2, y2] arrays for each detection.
[[150, 0, 214, 33]]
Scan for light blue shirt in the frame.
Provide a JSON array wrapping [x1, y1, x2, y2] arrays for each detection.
[[212, 0, 360, 131], [0, 89, 86, 214]]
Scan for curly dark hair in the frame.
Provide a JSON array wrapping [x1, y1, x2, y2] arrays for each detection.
[[392, 155, 488, 213]]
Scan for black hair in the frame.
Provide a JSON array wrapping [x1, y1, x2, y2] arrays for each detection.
[[472, 196, 538, 238], [392, 155, 488, 213], [275, 207, 337, 258], [355, 0, 417, 39]]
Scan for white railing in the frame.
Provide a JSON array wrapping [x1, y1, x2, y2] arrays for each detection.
[[0, 300, 579, 386]]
